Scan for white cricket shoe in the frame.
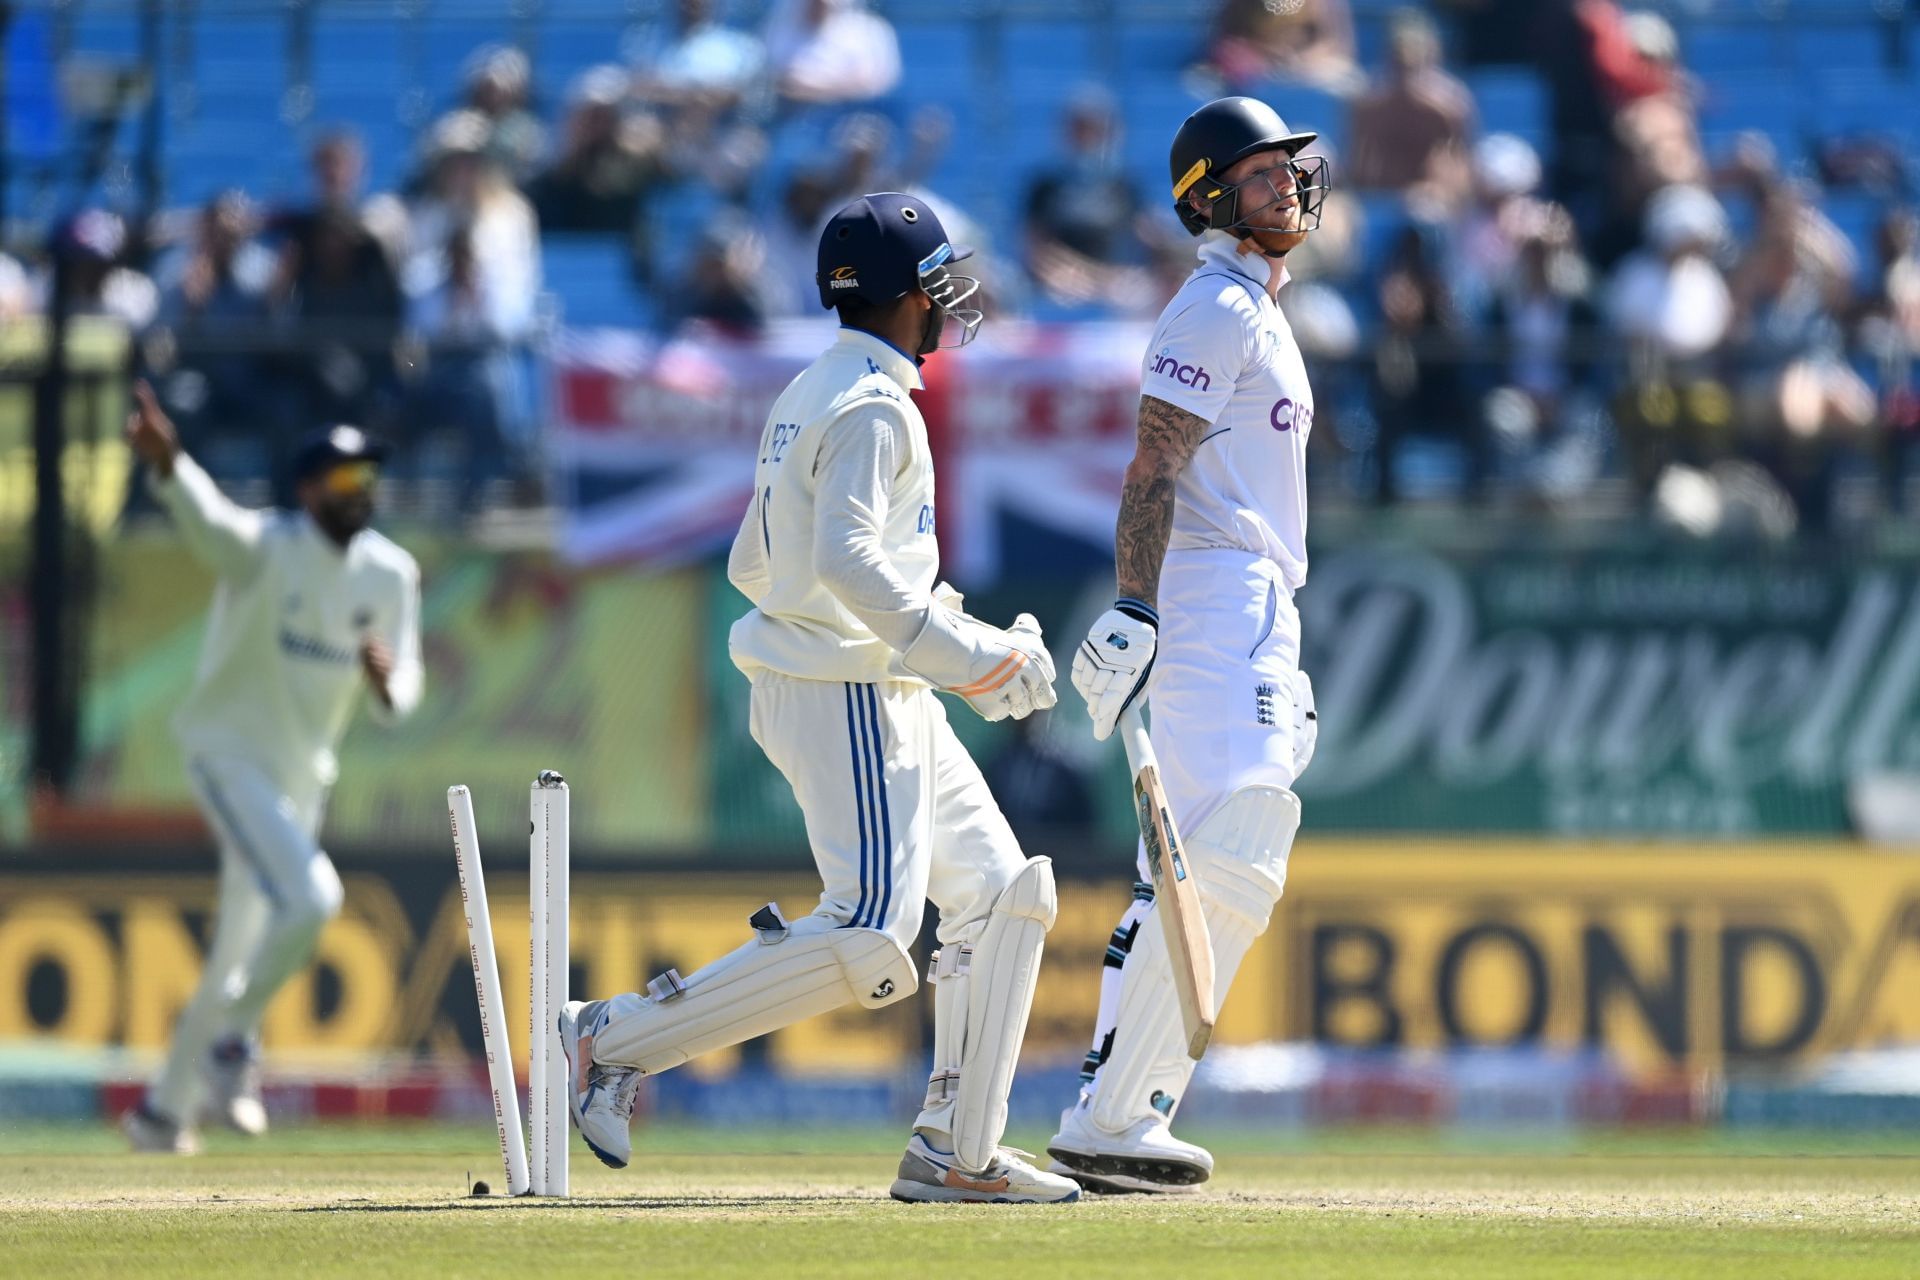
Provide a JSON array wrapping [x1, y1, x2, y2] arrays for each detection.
[[122, 1102, 201, 1155], [1046, 1102, 1213, 1191], [890, 1132, 1081, 1204], [558, 999, 641, 1170], [202, 1037, 268, 1136]]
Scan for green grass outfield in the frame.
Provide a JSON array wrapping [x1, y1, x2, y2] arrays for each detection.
[[3, 1123, 1917, 1278]]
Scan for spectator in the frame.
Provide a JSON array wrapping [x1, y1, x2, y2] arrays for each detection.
[[47, 209, 158, 329], [1856, 210, 1920, 508], [530, 65, 667, 234], [1347, 8, 1476, 211], [1433, 0, 1548, 68], [1022, 89, 1158, 313], [662, 212, 770, 335], [1481, 202, 1603, 489], [153, 192, 277, 449], [452, 45, 547, 183], [1606, 184, 1736, 492], [1452, 133, 1545, 322], [275, 203, 405, 436], [405, 224, 531, 510], [1209, 0, 1362, 95], [407, 111, 542, 345], [1728, 182, 1874, 529], [1373, 224, 1477, 501], [765, 0, 901, 110], [1607, 184, 1731, 363], [279, 130, 408, 270], [762, 167, 840, 316], [630, 0, 765, 115]]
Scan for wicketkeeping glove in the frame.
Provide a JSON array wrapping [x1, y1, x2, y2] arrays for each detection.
[[1072, 598, 1158, 741], [903, 604, 1058, 722]]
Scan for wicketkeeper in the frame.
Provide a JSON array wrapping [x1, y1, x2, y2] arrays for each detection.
[[560, 193, 1080, 1205]]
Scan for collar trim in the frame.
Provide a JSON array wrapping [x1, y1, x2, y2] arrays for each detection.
[[837, 325, 925, 392], [1196, 231, 1290, 296]]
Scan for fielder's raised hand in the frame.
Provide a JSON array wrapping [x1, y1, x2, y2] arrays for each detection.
[[1073, 598, 1157, 741], [124, 379, 182, 480]]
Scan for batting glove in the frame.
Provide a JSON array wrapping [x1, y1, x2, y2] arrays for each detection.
[[1073, 598, 1158, 741]]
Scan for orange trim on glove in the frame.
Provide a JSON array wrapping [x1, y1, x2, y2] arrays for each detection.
[[950, 652, 1028, 697]]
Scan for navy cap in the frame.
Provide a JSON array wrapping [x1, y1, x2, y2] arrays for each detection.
[[291, 424, 388, 481], [816, 192, 973, 310]]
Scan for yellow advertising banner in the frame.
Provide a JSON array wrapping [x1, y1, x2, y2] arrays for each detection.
[[3, 845, 1917, 1076]]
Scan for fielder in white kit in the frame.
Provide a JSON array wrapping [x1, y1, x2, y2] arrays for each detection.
[[559, 192, 1080, 1205], [120, 384, 423, 1154], [1049, 97, 1329, 1193]]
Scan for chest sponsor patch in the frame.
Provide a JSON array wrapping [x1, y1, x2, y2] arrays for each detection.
[[1270, 397, 1314, 434]]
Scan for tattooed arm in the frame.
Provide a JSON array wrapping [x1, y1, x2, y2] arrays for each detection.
[[1114, 394, 1211, 608]]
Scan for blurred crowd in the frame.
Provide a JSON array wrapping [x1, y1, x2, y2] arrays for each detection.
[[3, 0, 1916, 532]]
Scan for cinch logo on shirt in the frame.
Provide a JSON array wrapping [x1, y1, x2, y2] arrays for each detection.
[[1270, 397, 1314, 434], [1150, 348, 1211, 391]]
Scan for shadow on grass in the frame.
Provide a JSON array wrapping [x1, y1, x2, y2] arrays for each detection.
[[291, 1195, 874, 1213]]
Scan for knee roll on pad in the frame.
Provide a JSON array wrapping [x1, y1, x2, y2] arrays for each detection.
[[592, 920, 916, 1074], [1090, 788, 1299, 1133], [1186, 785, 1300, 930]]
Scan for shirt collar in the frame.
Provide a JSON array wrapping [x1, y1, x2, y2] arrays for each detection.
[[1196, 230, 1291, 296], [836, 325, 925, 392]]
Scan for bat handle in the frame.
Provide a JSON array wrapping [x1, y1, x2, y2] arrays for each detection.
[[1118, 702, 1153, 776]]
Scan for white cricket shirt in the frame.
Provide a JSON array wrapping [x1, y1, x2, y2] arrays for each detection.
[[727, 327, 942, 684], [1141, 230, 1314, 592], [152, 455, 424, 788]]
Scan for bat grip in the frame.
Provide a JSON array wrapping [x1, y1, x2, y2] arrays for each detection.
[[1118, 703, 1154, 776]]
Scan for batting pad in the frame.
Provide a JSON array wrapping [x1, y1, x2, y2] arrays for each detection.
[[592, 917, 916, 1074], [915, 857, 1057, 1172], [1091, 787, 1299, 1134]]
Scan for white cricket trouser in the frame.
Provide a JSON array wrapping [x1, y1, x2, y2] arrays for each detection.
[[149, 753, 343, 1124], [1079, 548, 1307, 1098], [750, 671, 1029, 948]]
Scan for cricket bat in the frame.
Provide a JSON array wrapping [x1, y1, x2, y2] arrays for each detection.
[[1118, 703, 1216, 1059]]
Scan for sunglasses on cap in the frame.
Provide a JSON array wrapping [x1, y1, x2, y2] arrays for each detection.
[[317, 460, 380, 496]]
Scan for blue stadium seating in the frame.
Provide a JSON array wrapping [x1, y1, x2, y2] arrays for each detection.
[[17, 0, 1919, 333], [543, 234, 649, 328]]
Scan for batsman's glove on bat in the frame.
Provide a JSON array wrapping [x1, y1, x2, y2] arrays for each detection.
[[1073, 598, 1158, 741]]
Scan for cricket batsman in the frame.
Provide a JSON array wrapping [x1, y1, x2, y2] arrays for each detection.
[[1048, 98, 1329, 1192], [120, 384, 423, 1153], [558, 193, 1081, 1205]]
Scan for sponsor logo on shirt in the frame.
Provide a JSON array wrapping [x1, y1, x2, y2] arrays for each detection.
[[279, 630, 357, 665], [917, 503, 935, 534], [1149, 347, 1211, 391], [1270, 396, 1314, 434]]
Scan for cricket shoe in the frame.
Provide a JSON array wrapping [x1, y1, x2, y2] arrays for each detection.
[[890, 1132, 1081, 1204], [201, 1036, 268, 1136], [122, 1102, 201, 1155], [1046, 1102, 1212, 1190], [558, 999, 641, 1170]]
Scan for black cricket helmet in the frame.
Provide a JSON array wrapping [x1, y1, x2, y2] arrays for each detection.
[[816, 191, 983, 346], [1169, 96, 1330, 240]]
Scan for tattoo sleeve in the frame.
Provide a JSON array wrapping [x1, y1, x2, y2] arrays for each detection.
[[1114, 395, 1210, 608]]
